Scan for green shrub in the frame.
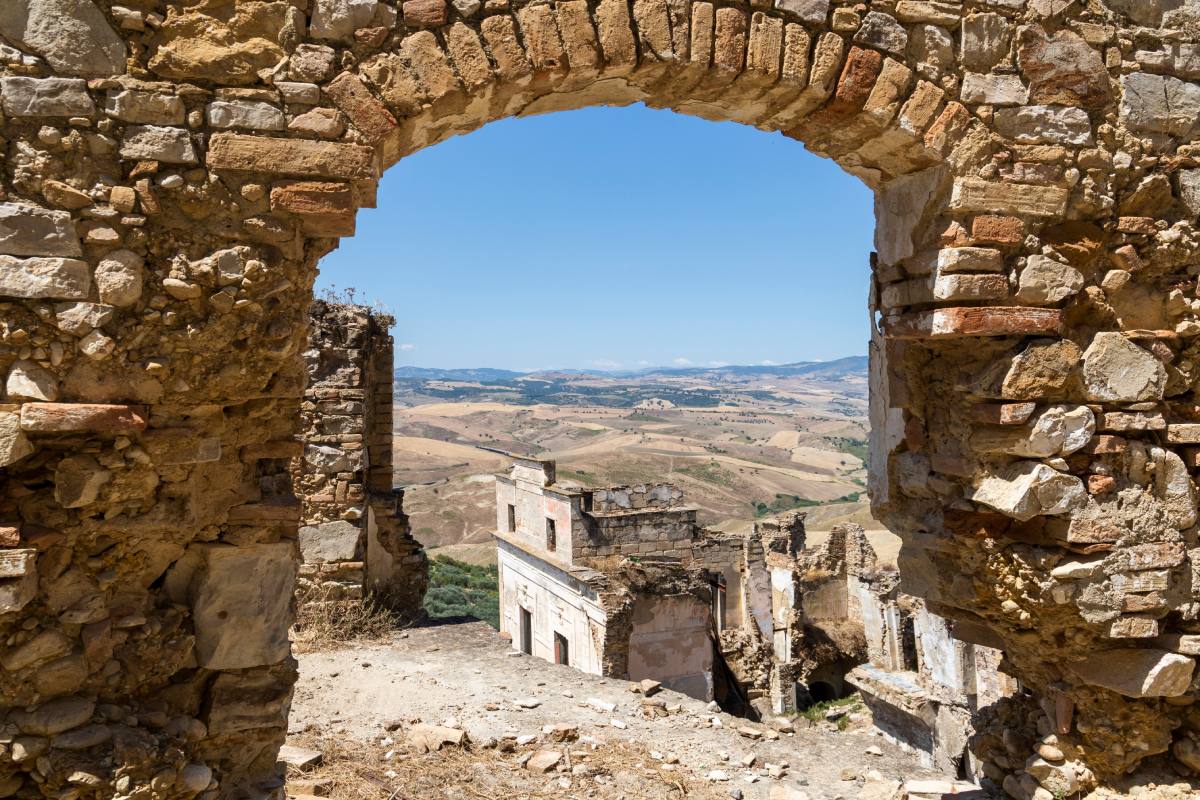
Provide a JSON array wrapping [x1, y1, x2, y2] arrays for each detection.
[[424, 556, 500, 629]]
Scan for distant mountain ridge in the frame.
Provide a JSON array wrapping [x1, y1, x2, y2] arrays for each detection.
[[395, 356, 867, 382]]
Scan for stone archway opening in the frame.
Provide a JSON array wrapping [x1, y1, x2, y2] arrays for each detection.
[[2, 0, 1200, 798]]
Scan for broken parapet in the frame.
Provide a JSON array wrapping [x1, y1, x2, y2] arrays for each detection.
[[293, 301, 427, 615]]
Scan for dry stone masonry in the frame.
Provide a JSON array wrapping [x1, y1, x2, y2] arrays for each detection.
[[1, 0, 1200, 797], [294, 301, 427, 613]]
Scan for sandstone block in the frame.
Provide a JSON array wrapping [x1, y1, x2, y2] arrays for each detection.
[[54, 454, 111, 508], [895, 1, 960, 27], [206, 100, 286, 131], [0, 203, 82, 258], [6, 361, 57, 402], [1016, 27, 1110, 108], [775, 0, 828, 25], [120, 125, 197, 164], [165, 542, 297, 670], [408, 723, 467, 752], [104, 90, 185, 124], [0, 256, 89, 299], [276, 82, 321, 105], [54, 302, 113, 335], [971, 215, 1024, 245], [0, 0, 125, 77], [1081, 333, 1165, 403], [270, 181, 356, 236], [1069, 649, 1194, 697], [994, 105, 1092, 145], [0, 411, 33, 467], [960, 13, 1010, 72], [207, 133, 377, 181], [289, 107, 346, 138], [1120, 73, 1200, 140], [1016, 254, 1084, 305], [300, 520, 362, 563], [20, 403, 147, 433], [970, 405, 1094, 457], [290, 44, 338, 82], [938, 247, 1003, 273], [971, 461, 1086, 521], [960, 73, 1028, 106], [141, 429, 221, 465], [950, 178, 1068, 217], [93, 249, 143, 307], [0, 77, 95, 118]]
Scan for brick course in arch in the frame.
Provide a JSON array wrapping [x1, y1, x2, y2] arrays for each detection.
[[1, 0, 1199, 796]]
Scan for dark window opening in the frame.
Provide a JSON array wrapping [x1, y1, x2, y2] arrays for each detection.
[[553, 631, 569, 666], [507, 504, 516, 532], [520, 607, 532, 655], [546, 517, 556, 551], [808, 681, 838, 703], [582, 492, 593, 512]]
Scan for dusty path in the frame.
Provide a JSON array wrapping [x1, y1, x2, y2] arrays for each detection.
[[288, 621, 950, 799]]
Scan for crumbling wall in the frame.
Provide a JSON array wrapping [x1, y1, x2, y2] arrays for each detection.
[[2, 0, 1200, 795], [295, 301, 427, 613]]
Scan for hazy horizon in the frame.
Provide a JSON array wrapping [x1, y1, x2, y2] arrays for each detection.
[[392, 354, 868, 374]]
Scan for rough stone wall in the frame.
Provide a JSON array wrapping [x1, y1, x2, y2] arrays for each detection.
[[3, 0, 1200, 796], [295, 301, 427, 612]]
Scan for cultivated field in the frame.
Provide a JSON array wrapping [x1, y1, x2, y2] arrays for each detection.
[[392, 359, 895, 565]]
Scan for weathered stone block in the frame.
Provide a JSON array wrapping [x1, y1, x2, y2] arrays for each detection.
[[0, 256, 89, 299], [311, 0, 379, 42], [1016, 254, 1084, 305], [775, 0, 828, 25], [104, 89, 184, 124], [971, 461, 1086, 521], [119, 125, 197, 164], [960, 73, 1028, 105], [165, 542, 296, 670], [0, 204, 82, 258], [1081, 333, 1165, 403], [938, 247, 1003, 273], [950, 178, 1068, 217], [1119, 72, 1200, 140], [0, 0, 125, 77], [300, 520, 362, 563], [1016, 27, 1110, 108], [0, 77, 95, 117], [53, 454, 111, 508], [324, 72, 397, 142], [994, 105, 1092, 145], [1069, 649, 1194, 698], [207, 133, 377, 180], [206, 100, 286, 130], [853, 12, 907, 57], [960, 13, 1010, 72]]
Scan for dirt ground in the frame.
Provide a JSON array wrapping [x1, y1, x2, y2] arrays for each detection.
[[287, 621, 949, 800]]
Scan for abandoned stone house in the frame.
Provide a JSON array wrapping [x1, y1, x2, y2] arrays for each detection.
[[491, 455, 1012, 767], [293, 301, 428, 614], [7, 0, 1200, 796]]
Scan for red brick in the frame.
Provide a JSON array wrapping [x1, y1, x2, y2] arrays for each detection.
[[324, 72, 397, 144], [1087, 474, 1115, 495], [20, 403, 147, 433], [971, 215, 1024, 246], [403, 0, 447, 27], [825, 46, 883, 116], [885, 307, 1064, 339]]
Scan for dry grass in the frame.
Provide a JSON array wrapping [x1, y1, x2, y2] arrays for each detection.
[[290, 585, 413, 653], [287, 732, 726, 800]]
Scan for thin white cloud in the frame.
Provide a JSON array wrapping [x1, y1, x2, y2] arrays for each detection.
[[592, 358, 622, 369], [398, 343, 416, 351], [673, 357, 693, 366], [708, 360, 729, 367], [759, 359, 778, 366], [637, 360, 651, 366]]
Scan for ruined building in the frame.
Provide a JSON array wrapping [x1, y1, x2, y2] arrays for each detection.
[[4, 0, 1200, 797], [293, 301, 428, 614], [494, 457, 1024, 779]]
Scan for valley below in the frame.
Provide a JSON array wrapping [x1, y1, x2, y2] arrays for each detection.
[[391, 357, 897, 565]]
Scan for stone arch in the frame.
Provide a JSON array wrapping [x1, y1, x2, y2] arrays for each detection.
[[1, 0, 1199, 797]]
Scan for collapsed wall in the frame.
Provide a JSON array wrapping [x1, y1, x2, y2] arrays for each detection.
[[295, 301, 427, 614]]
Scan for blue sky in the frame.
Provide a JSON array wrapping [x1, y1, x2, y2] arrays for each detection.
[[316, 103, 874, 371]]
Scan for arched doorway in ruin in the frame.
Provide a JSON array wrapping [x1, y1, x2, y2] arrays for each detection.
[[2, 1, 1199, 798]]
